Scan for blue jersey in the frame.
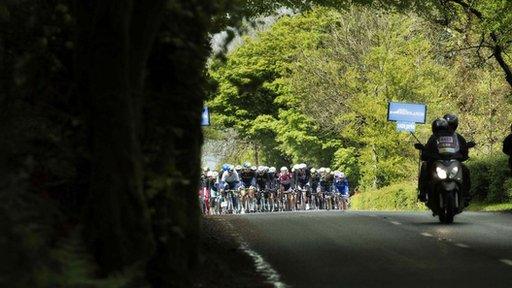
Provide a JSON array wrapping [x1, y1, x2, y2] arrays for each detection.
[[333, 178, 349, 196]]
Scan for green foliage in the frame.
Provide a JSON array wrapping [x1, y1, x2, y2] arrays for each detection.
[[467, 154, 511, 202], [333, 147, 361, 185], [350, 182, 426, 211], [209, 8, 343, 166]]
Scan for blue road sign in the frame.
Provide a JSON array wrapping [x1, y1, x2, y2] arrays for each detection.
[[396, 121, 416, 132], [387, 102, 427, 124], [201, 107, 210, 126]]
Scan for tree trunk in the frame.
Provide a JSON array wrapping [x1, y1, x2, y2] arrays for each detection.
[[77, 0, 154, 274]]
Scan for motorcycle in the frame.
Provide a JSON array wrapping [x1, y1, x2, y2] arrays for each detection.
[[414, 141, 475, 224]]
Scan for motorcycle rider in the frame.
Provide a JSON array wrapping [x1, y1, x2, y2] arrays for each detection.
[[503, 124, 512, 174], [418, 118, 470, 205], [443, 114, 471, 204]]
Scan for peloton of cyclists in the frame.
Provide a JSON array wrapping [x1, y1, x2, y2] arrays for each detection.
[[200, 162, 351, 215]]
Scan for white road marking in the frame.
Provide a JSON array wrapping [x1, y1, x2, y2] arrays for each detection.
[[223, 220, 288, 288], [499, 259, 512, 266], [455, 243, 470, 248], [239, 242, 288, 288], [421, 232, 434, 237], [390, 221, 402, 225]]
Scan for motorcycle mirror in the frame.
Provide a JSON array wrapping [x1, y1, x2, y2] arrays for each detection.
[[414, 143, 425, 150], [467, 141, 476, 148]]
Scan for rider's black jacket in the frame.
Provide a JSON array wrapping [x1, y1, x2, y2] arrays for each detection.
[[421, 131, 469, 162], [256, 173, 268, 190], [503, 133, 512, 156]]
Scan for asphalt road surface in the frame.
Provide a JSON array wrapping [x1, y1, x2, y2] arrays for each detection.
[[214, 211, 512, 288]]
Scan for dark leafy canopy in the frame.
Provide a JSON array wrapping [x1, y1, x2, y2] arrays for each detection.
[[1, 0, 220, 286]]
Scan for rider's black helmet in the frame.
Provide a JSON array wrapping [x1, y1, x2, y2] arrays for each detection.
[[432, 118, 449, 134], [443, 114, 459, 132]]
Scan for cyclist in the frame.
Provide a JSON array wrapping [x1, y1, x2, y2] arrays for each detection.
[[220, 164, 239, 213], [295, 163, 310, 209], [309, 168, 320, 209], [267, 167, 279, 211], [334, 172, 350, 210], [256, 166, 270, 211], [239, 162, 257, 212], [279, 166, 293, 210], [220, 164, 239, 190], [279, 166, 293, 191], [320, 168, 334, 209]]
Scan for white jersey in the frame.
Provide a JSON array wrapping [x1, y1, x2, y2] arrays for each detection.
[[221, 171, 240, 183]]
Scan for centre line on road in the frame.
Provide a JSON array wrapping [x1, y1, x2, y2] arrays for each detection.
[[421, 232, 434, 237], [390, 221, 402, 225], [499, 259, 512, 267], [454, 243, 470, 248]]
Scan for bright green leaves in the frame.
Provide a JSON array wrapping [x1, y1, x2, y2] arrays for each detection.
[[208, 8, 341, 165]]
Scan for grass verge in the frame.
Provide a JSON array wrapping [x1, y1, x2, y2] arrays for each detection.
[[351, 181, 512, 213], [351, 182, 426, 211], [466, 202, 512, 212]]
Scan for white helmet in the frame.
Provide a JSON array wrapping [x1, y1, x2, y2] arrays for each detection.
[[334, 171, 341, 178], [299, 163, 307, 169], [310, 168, 317, 174], [326, 168, 332, 174], [339, 172, 346, 179], [269, 167, 277, 173], [280, 166, 288, 172]]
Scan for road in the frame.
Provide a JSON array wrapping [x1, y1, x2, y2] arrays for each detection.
[[213, 211, 512, 288]]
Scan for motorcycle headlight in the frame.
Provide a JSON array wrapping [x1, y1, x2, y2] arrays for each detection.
[[436, 167, 448, 179], [449, 166, 459, 179]]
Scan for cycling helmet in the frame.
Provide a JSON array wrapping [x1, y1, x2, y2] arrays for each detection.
[[235, 165, 242, 171], [269, 167, 277, 173], [325, 168, 331, 174], [334, 171, 341, 178], [339, 172, 346, 179], [432, 118, 449, 134], [310, 168, 317, 174], [242, 162, 251, 169], [280, 166, 288, 172], [222, 164, 230, 172], [443, 114, 459, 132], [251, 166, 257, 171], [227, 165, 234, 172], [299, 163, 307, 170]]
